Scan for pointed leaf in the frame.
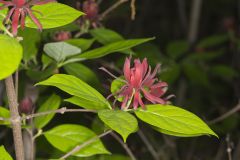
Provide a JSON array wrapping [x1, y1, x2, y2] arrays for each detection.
[[44, 42, 81, 62], [135, 105, 218, 137], [65, 39, 95, 51], [98, 110, 138, 142], [0, 35, 23, 80], [0, 106, 10, 125], [44, 124, 110, 157], [36, 74, 111, 109], [26, 3, 84, 29]]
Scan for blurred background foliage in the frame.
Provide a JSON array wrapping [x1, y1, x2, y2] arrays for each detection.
[[1, 0, 240, 159]]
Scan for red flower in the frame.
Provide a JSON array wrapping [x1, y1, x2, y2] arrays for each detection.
[[0, 0, 55, 36], [101, 57, 171, 110]]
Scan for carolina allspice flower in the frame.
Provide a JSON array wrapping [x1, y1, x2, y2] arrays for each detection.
[[102, 57, 171, 110], [83, 0, 99, 22], [0, 0, 56, 36]]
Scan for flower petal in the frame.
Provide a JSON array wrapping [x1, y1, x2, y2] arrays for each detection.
[[123, 57, 131, 82], [12, 9, 21, 36], [142, 89, 166, 104], [26, 8, 42, 31]]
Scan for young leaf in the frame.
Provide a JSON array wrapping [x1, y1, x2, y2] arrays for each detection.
[[65, 96, 107, 110], [90, 28, 124, 44], [98, 110, 138, 142], [36, 74, 111, 109], [0, 146, 13, 160], [135, 105, 218, 137], [43, 42, 81, 63], [0, 35, 23, 80], [72, 38, 154, 60], [25, 3, 84, 29], [34, 94, 61, 129], [44, 124, 110, 157], [65, 39, 95, 51]]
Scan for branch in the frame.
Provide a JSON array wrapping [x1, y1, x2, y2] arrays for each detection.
[[130, 0, 136, 20], [137, 130, 159, 160], [99, 0, 128, 21], [5, 76, 24, 160], [110, 132, 137, 160], [24, 107, 97, 120], [209, 100, 240, 124], [60, 130, 112, 159]]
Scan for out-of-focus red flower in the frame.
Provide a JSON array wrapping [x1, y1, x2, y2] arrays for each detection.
[[103, 57, 171, 110], [53, 31, 72, 41], [19, 97, 33, 114], [0, 0, 55, 36], [83, 0, 99, 22]]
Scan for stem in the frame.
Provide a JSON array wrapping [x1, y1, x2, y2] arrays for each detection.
[[99, 0, 128, 20], [130, 0, 136, 20], [5, 76, 24, 160], [110, 132, 137, 160], [60, 130, 112, 159]]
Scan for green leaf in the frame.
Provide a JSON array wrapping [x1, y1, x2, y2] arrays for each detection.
[[41, 54, 53, 70], [0, 5, 8, 30], [167, 40, 189, 59], [43, 42, 81, 63], [90, 28, 124, 44], [182, 63, 209, 87], [197, 34, 228, 48], [34, 94, 61, 129], [209, 65, 239, 80], [160, 64, 181, 84], [63, 63, 101, 88], [110, 77, 125, 102], [135, 105, 218, 137], [72, 38, 154, 60], [66, 39, 95, 51], [0, 107, 10, 125], [44, 124, 110, 157], [65, 96, 107, 110], [98, 110, 138, 142], [0, 35, 23, 80], [18, 28, 41, 62], [153, 127, 204, 137], [26, 2, 84, 29], [0, 146, 13, 160], [36, 74, 111, 109], [186, 50, 224, 62]]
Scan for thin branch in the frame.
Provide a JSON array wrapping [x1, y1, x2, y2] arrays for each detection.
[[130, 0, 136, 20], [25, 107, 97, 120], [99, 0, 128, 21], [137, 130, 159, 160], [110, 132, 137, 160], [15, 70, 19, 102], [5, 76, 24, 160], [60, 130, 112, 159], [209, 100, 240, 124]]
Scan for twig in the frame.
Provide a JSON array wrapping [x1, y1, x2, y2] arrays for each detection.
[[110, 132, 137, 160], [24, 107, 97, 120], [15, 70, 19, 102], [209, 100, 240, 124], [137, 130, 159, 160], [226, 134, 233, 160], [130, 0, 136, 20], [5, 76, 24, 160], [60, 130, 112, 159], [187, 0, 202, 44], [99, 0, 128, 21]]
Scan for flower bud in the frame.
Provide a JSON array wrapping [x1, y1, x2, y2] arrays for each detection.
[[19, 97, 33, 114], [53, 31, 72, 42], [83, 0, 99, 21]]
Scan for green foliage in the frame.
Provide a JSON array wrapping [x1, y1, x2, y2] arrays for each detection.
[[110, 77, 125, 102], [167, 40, 189, 59], [44, 124, 110, 157], [0, 35, 23, 80], [135, 105, 218, 137], [43, 42, 81, 63], [66, 39, 95, 51], [0, 146, 13, 160], [197, 34, 228, 48], [18, 28, 41, 62], [0, 107, 10, 125], [36, 74, 111, 109], [34, 94, 61, 129], [98, 110, 138, 142], [26, 2, 84, 29]]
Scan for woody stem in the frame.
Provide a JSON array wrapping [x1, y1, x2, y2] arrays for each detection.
[[5, 76, 25, 160]]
